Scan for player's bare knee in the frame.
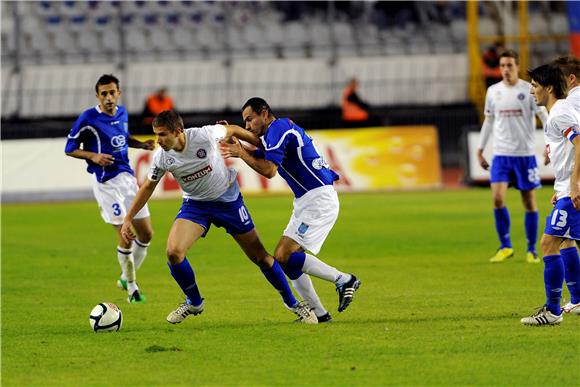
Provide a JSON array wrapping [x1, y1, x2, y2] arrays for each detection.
[[138, 228, 154, 244], [273, 249, 291, 265], [540, 235, 560, 255], [166, 247, 185, 265], [253, 253, 273, 268], [492, 195, 505, 208]]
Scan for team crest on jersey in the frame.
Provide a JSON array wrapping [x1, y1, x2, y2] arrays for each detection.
[[166, 157, 175, 165], [312, 157, 329, 170], [197, 148, 207, 158], [517, 93, 525, 100], [111, 135, 126, 148], [297, 222, 309, 236]]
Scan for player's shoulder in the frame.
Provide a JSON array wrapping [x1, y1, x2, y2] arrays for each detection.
[[116, 105, 128, 116], [268, 118, 299, 136], [79, 106, 99, 120], [486, 81, 502, 93], [517, 79, 532, 89]]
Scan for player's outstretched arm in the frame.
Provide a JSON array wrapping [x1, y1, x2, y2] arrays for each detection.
[[121, 178, 159, 242], [128, 135, 155, 150], [219, 139, 278, 178], [66, 149, 115, 166], [570, 136, 580, 209], [223, 124, 261, 147]]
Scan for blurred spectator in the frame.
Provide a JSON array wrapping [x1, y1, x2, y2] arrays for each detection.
[[142, 88, 174, 131], [341, 78, 370, 127], [482, 41, 504, 88]]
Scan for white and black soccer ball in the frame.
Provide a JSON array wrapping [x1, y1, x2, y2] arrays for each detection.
[[89, 302, 123, 332]]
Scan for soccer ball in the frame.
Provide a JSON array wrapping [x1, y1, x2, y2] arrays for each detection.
[[89, 302, 123, 332]]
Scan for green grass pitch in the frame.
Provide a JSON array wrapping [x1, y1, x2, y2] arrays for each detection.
[[2, 188, 579, 386]]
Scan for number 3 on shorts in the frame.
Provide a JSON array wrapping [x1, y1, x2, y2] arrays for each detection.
[[112, 203, 121, 216]]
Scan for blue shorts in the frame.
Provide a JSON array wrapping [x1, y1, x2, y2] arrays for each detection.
[[544, 197, 580, 240], [175, 194, 255, 237], [490, 155, 540, 191]]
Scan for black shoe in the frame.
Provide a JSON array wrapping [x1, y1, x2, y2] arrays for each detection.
[[317, 312, 333, 323], [336, 274, 361, 312]]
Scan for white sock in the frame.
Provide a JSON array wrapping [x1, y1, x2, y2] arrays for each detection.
[[291, 274, 329, 317], [117, 246, 136, 289], [127, 280, 138, 294], [132, 240, 150, 271], [302, 253, 349, 284]]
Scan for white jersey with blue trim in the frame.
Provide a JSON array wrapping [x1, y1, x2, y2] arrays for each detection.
[[148, 125, 238, 201], [544, 99, 580, 199], [64, 105, 134, 183], [483, 79, 539, 156], [567, 86, 580, 115], [260, 118, 339, 198]]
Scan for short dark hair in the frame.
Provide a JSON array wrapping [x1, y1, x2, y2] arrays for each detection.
[[152, 110, 184, 132], [551, 55, 580, 78], [499, 49, 519, 65], [528, 64, 567, 99], [242, 97, 272, 115], [95, 74, 120, 93]]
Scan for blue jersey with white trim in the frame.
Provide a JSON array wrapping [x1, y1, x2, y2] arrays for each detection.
[[65, 105, 133, 183], [260, 118, 339, 198]]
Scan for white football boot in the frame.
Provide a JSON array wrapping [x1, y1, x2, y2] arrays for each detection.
[[166, 300, 204, 324], [521, 306, 563, 326]]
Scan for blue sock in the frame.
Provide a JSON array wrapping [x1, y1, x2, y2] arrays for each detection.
[[168, 257, 203, 306], [543, 254, 564, 315], [261, 260, 298, 308], [494, 207, 512, 248], [283, 252, 306, 280], [524, 211, 538, 253], [560, 247, 580, 304]]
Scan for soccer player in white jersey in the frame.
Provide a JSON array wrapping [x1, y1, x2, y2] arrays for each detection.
[[550, 55, 580, 315], [65, 74, 154, 304], [120, 110, 317, 324], [477, 50, 549, 263], [520, 64, 580, 325], [219, 97, 361, 323]]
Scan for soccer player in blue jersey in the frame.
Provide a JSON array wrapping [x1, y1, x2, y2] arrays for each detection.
[[65, 74, 155, 304], [521, 64, 580, 325], [478, 50, 548, 264], [120, 110, 317, 324], [219, 97, 361, 322]]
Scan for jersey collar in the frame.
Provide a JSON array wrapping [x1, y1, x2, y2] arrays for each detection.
[[95, 104, 118, 116]]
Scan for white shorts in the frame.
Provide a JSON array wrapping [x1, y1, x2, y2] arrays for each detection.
[[283, 185, 339, 254], [92, 172, 150, 225]]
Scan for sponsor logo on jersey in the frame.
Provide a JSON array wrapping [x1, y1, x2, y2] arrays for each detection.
[[297, 222, 309, 235], [499, 109, 523, 117], [111, 135, 126, 148], [181, 165, 212, 182], [150, 166, 162, 181], [111, 121, 120, 125], [517, 93, 525, 100], [197, 148, 207, 158], [311, 157, 329, 170]]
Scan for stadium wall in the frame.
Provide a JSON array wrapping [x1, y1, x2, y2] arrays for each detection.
[[2, 126, 442, 203]]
